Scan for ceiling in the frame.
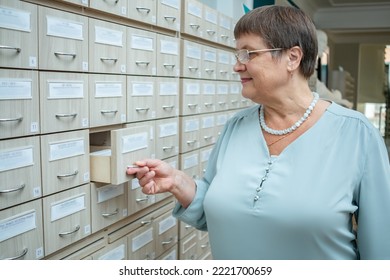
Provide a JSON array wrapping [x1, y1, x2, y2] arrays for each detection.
[[293, 0, 390, 44]]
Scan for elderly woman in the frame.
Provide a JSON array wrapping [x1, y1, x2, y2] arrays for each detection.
[[127, 5, 390, 259]]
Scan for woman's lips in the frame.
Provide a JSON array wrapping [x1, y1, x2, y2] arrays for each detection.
[[241, 78, 252, 84]]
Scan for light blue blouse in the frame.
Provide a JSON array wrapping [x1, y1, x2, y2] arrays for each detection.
[[173, 102, 390, 259]]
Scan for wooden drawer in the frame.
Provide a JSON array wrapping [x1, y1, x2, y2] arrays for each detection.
[[91, 237, 127, 260], [201, 82, 216, 113], [197, 230, 210, 258], [179, 150, 200, 180], [38, 6, 88, 71], [200, 114, 216, 147], [40, 129, 90, 196], [181, 79, 201, 116], [203, 5, 218, 43], [127, 28, 156, 76], [156, 34, 180, 77], [217, 49, 231, 80], [229, 81, 242, 109], [127, 0, 156, 25], [181, 40, 202, 79], [157, 244, 177, 260], [155, 118, 179, 160], [39, 71, 89, 134], [155, 77, 179, 119], [154, 211, 177, 258], [199, 146, 213, 176], [56, 0, 89, 7], [90, 182, 128, 233], [89, 19, 127, 74], [42, 183, 91, 255], [0, 136, 41, 210], [128, 178, 158, 216], [0, 69, 39, 139], [182, 0, 203, 38], [0, 199, 44, 260], [179, 221, 196, 239], [179, 231, 198, 260], [127, 222, 155, 260], [216, 82, 230, 111], [89, 0, 127, 17], [89, 74, 126, 128], [202, 46, 217, 80], [127, 76, 156, 122], [218, 13, 232, 47], [90, 125, 153, 185], [157, 0, 181, 31], [179, 116, 200, 153], [0, 1, 38, 69]]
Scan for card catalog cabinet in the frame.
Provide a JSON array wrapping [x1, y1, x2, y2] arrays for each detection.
[[89, 19, 127, 74], [0, 0, 38, 69], [39, 72, 89, 134], [0, 199, 44, 260], [40, 129, 90, 195], [42, 183, 91, 255], [200, 114, 216, 147], [179, 231, 198, 260], [126, 220, 155, 259], [202, 46, 217, 80], [38, 6, 88, 72], [0, 136, 41, 210], [0, 69, 39, 139]]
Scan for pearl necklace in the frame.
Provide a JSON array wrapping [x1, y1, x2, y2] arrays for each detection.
[[259, 92, 319, 135]]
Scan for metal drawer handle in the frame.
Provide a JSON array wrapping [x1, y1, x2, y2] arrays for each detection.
[[136, 196, 149, 202], [186, 140, 197, 145], [187, 103, 198, 108], [135, 61, 150, 66], [219, 70, 228, 74], [218, 102, 226, 106], [189, 24, 200, 30], [0, 45, 21, 52], [135, 107, 150, 112], [136, 7, 151, 14], [57, 170, 78, 178], [220, 35, 229, 39], [163, 64, 175, 69], [55, 113, 77, 118], [201, 244, 209, 249], [185, 225, 192, 229], [141, 220, 152, 226], [164, 16, 176, 22], [59, 225, 80, 237], [161, 237, 174, 245], [162, 146, 174, 151], [3, 248, 28, 260], [104, 0, 119, 3], [188, 66, 198, 72], [231, 100, 238, 104], [206, 30, 216, 35], [100, 57, 118, 62], [205, 69, 214, 74], [204, 136, 212, 140], [101, 208, 119, 217], [0, 183, 25, 194], [0, 116, 23, 122], [54, 52, 77, 58], [162, 105, 174, 111], [100, 109, 118, 114], [204, 103, 214, 107]]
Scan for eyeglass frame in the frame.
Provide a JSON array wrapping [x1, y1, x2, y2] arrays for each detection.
[[234, 48, 284, 64]]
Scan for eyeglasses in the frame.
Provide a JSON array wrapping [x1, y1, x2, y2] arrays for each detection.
[[234, 48, 283, 64]]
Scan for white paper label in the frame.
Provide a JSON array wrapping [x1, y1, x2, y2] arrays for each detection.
[[0, 79, 32, 100], [131, 178, 141, 190], [48, 82, 84, 99], [51, 194, 86, 222], [205, 10, 218, 24], [0, 6, 31, 32], [203, 83, 216, 95], [159, 82, 178, 96], [230, 83, 241, 94], [184, 154, 198, 169], [218, 52, 230, 64], [0, 146, 33, 172], [95, 26, 123, 47], [161, 0, 179, 9], [97, 184, 124, 203], [185, 119, 199, 132], [204, 50, 217, 62], [131, 35, 153, 51], [98, 244, 126, 260], [159, 122, 178, 138], [132, 228, 153, 252], [185, 83, 200, 95], [218, 84, 229, 94], [158, 215, 176, 234], [188, 2, 202, 18], [95, 82, 122, 98], [219, 16, 231, 30], [201, 148, 212, 162], [160, 39, 178, 55], [202, 116, 215, 128], [186, 44, 201, 59], [46, 16, 84, 40], [49, 138, 85, 162], [131, 82, 153, 96], [122, 133, 148, 153], [0, 210, 36, 242], [217, 114, 228, 126]]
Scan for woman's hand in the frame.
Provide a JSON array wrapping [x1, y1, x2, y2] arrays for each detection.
[[126, 159, 196, 208]]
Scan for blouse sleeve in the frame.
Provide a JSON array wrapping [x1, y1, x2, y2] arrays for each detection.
[[356, 127, 390, 259]]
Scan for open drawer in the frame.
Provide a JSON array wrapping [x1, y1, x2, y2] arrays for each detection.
[[90, 125, 153, 185]]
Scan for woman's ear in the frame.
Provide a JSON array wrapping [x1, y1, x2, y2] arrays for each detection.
[[287, 46, 303, 71]]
